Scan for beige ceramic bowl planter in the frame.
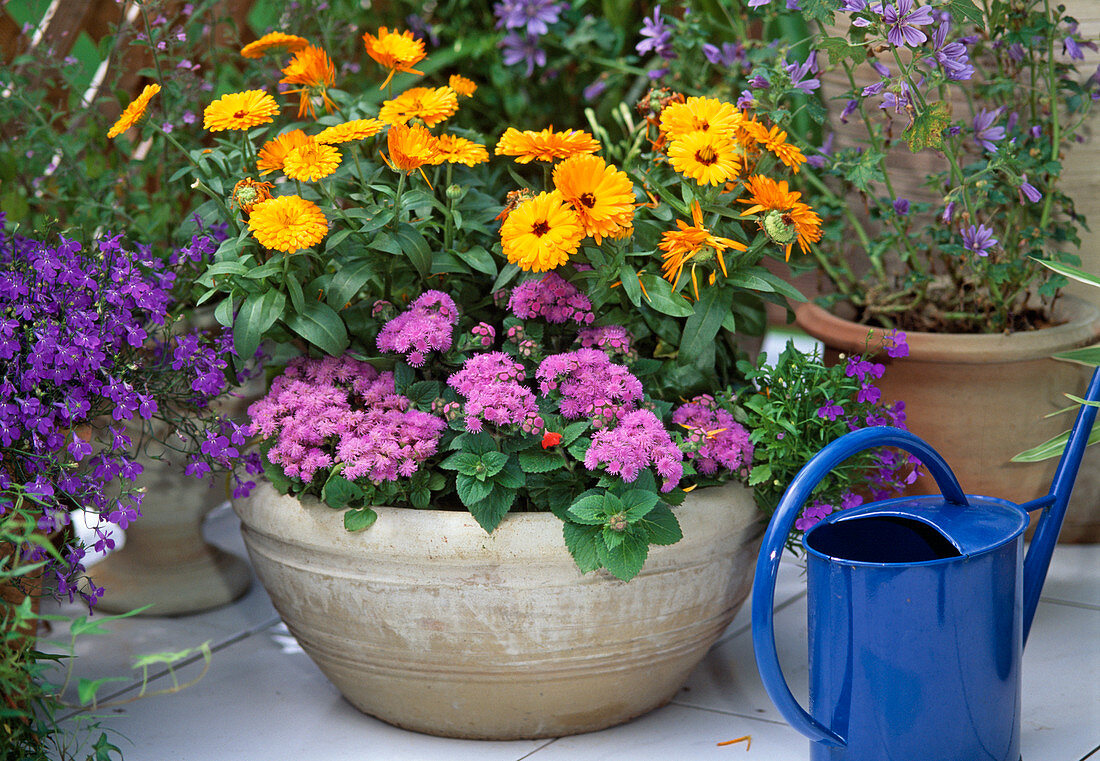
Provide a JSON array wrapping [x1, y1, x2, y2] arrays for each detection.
[[795, 297, 1100, 540], [233, 478, 763, 739]]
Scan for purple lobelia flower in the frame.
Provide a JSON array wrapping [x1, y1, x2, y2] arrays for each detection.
[[636, 5, 676, 60], [962, 223, 998, 256], [880, 0, 935, 48], [972, 108, 1005, 152]]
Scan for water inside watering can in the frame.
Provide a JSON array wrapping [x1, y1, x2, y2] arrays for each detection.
[[806, 516, 963, 563]]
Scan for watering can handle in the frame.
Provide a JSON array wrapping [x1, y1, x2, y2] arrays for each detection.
[[751, 426, 968, 747]]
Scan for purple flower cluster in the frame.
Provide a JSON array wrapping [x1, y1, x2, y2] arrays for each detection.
[[584, 409, 683, 492], [576, 324, 634, 360], [671, 395, 754, 476], [929, 18, 974, 81], [0, 218, 241, 607], [447, 351, 541, 434], [636, 5, 676, 79], [845, 355, 886, 404], [495, 0, 565, 77], [376, 290, 459, 367], [248, 354, 446, 483], [536, 348, 643, 420], [508, 273, 594, 325]]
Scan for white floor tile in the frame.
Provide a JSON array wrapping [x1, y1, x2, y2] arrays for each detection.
[[1039, 543, 1100, 608]]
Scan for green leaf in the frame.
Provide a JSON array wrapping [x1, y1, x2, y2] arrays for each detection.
[[679, 288, 733, 368], [455, 472, 494, 506], [321, 472, 364, 509], [1011, 425, 1100, 462], [560, 421, 590, 447], [410, 488, 430, 509], [639, 273, 694, 317], [285, 301, 349, 354], [596, 529, 649, 581], [567, 438, 591, 461], [233, 290, 285, 360], [568, 493, 608, 524], [1054, 346, 1100, 366], [468, 486, 515, 533], [285, 270, 305, 314], [620, 489, 660, 521], [326, 259, 374, 310], [562, 522, 601, 573], [618, 263, 643, 307], [493, 459, 526, 489], [906, 101, 951, 152], [480, 450, 509, 477], [78, 676, 128, 705], [440, 451, 482, 476], [1031, 257, 1100, 290], [845, 149, 886, 193], [518, 449, 568, 473], [638, 504, 683, 546], [396, 223, 432, 280], [818, 36, 863, 66], [454, 246, 497, 276], [945, 0, 984, 24], [749, 463, 773, 486], [344, 507, 378, 531], [197, 260, 249, 287], [460, 431, 497, 456]]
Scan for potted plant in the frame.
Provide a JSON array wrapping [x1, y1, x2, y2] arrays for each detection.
[[695, 0, 1100, 503], [118, 17, 915, 740]]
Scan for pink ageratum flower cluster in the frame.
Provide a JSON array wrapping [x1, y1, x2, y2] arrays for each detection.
[[584, 409, 683, 492], [508, 273, 595, 325], [536, 348, 644, 420], [671, 395, 754, 476], [376, 290, 458, 367], [247, 354, 446, 483], [447, 351, 541, 434], [576, 324, 634, 360]]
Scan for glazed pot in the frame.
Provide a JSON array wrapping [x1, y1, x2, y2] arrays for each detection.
[[795, 297, 1100, 540], [232, 478, 763, 740]]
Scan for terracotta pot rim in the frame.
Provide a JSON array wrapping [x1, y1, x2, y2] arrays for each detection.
[[794, 296, 1100, 363], [234, 477, 757, 567]]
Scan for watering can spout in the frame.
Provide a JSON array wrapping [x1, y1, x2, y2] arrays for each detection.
[[1020, 366, 1100, 643]]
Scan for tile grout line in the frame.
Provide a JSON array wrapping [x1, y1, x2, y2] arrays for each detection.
[[60, 613, 283, 719], [1039, 596, 1100, 612], [667, 700, 791, 727], [514, 738, 560, 760], [1079, 742, 1100, 760], [711, 589, 807, 650]]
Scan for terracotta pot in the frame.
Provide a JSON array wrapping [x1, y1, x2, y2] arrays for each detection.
[[232, 478, 763, 740], [795, 297, 1100, 540]]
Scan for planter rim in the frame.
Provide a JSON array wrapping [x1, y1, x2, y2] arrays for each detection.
[[234, 477, 757, 567], [795, 296, 1100, 364]]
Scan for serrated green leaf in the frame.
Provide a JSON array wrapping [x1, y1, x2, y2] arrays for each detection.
[[440, 451, 482, 476], [818, 35, 863, 65], [410, 488, 430, 509], [480, 450, 509, 477], [460, 431, 497, 456], [468, 486, 514, 532], [944, 0, 984, 24], [567, 438, 591, 461], [560, 421, 590, 446], [344, 507, 378, 531], [602, 525, 626, 549], [518, 449, 568, 473], [562, 522, 601, 573], [493, 459, 526, 489], [596, 529, 649, 581], [285, 301, 349, 355], [906, 101, 950, 152], [568, 493, 608, 524], [456, 472, 494, 506], [749, 463, 773, 486], [845, 149, 886, 193], [620, 489, 660, 520], [638, 504, 683, 545]]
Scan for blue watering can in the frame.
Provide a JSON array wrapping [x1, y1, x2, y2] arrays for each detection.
[[752, 367, 1100, 761]]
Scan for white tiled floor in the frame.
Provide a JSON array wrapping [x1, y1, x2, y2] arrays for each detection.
[[38, 502, 1100, 761]]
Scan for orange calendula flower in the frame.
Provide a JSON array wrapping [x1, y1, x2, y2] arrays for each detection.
[[738, 175, 822, 259], [552, 154, 635, 244], [449, 74, 477, 97], [256, 129, 310, 175], [107, 83, 161, 139], [743, 122, 806, 173], [385, 122, 440, 173], [280, 45, 337, 119], [363, 27, 426, 90], [379, 86, 459, 127], [282, 139, 342, 181], [231, 177, 274, 215], [248, 195, 328, 253], [659, 96, 742, 140], [659, 200, 747, 298], [204, 90, 280, 132], [499, 191, 585, 272], [240, 31, 309, 59], [430, 134, 489, 166], [495, 126, 601, 164], [668, 131, 741, 186], [315, 118, 385, 144]]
